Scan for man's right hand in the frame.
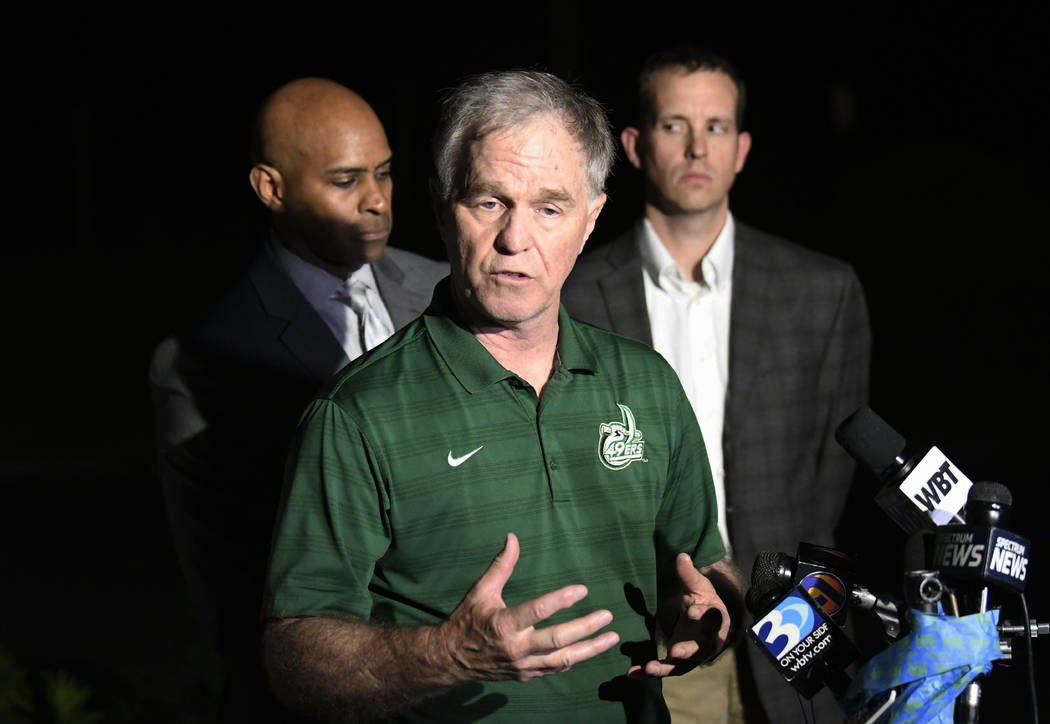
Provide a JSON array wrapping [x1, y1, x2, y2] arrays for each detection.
[[436, 532, 620, 682]]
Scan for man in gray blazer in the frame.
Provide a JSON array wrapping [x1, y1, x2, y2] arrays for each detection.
[[562, 50, 870, 724], [149, 78, 447, 722]]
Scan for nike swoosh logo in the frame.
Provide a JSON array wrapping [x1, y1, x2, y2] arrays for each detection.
[[447, 446, 484, 467]]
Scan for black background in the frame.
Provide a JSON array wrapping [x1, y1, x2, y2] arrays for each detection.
[[5, 5, 1048, 720]]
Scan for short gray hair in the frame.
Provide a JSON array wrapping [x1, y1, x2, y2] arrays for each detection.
[[432, 70, 614, 204]]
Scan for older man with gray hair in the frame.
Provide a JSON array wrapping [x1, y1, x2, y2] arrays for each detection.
[[262, 70, 744, 723]]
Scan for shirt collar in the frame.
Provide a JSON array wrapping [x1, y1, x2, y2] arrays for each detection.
[[638, 213, 735, 291], [267, 232, 378, 309], [422, 279, 597, 394], [554, 303, 598, 374]]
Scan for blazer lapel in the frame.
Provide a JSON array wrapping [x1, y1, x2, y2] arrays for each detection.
[[372, 252, 433, 330], [726, 224, 770, 425], [597, 229, 653, 346], [248, 251, 349, 379]]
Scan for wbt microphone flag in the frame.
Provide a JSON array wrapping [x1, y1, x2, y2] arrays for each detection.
[[836, 407, 973, 534], [749, 585, 858, 698]]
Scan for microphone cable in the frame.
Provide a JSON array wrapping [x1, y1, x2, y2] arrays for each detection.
[[1016, 591, 1039, 724]]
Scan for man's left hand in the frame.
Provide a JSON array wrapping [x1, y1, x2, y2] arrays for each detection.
[[627, 553, 732, 678]]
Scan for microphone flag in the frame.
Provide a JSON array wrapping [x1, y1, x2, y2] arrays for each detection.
[[843, 609, 1002, 723], [748, 585, 858, 697]]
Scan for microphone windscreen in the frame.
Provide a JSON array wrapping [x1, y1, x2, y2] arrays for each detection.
[[968, 480, 1012, 508], [746, 552, 794, 615], [750, 551, 789, 585], [965, 480, 1013, 527], [835, 407, 907, 479]]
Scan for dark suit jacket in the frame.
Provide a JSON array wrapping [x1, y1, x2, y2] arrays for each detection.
[[562, 221, 871, 723], [150, 245, 447, 722]]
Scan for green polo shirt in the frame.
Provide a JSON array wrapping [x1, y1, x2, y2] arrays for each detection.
[[265, 287, 724, 723]]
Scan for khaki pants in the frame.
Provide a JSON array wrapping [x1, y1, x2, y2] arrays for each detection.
[[662, 649, 746, 724]]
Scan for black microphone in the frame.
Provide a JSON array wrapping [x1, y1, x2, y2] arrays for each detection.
[[931, 482, 1031, 724], [745, 550, 794, 617], [748, 582, 859, 699], [835, 407, 974, 535], [932, 482, 1030, 602], [748, 544, 902, 643], [747, 544, 857, 623]]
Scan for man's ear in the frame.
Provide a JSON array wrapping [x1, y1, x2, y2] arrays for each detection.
[[621, 127, 643, 170], [249, 163, 284, 211], [735, 131, 752, 174], [580, 193, 607, 253], [429, 176, 450, 243]]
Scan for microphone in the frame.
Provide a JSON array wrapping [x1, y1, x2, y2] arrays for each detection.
[[966, 481, 1012, 527], [835, 407, 974, 534], [748, 544, 902, 642], [929, 483, 1030, 724], [747, 544, 856, 624], [748, 584, 859, 699], [932, 482, 1030, 601]]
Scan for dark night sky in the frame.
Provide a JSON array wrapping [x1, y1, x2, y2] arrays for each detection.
[[5, 4, 1048, 720]]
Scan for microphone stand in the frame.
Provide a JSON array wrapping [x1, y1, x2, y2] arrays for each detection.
[[953, 576, 986, 724]]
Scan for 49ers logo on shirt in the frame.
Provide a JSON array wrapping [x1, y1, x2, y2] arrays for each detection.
[[598, 404, 648, 470]]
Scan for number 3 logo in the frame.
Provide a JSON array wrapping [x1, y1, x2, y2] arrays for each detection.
[[753, 597, 814, 659]]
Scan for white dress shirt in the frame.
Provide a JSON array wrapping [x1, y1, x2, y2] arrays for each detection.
[[267, 235, 395, 361], [640, 215, 735, 552]]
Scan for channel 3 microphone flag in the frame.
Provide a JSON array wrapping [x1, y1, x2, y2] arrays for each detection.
[[842, 609, 1002, 724]]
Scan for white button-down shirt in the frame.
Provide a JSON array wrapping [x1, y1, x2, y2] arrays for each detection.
[[640, 215, 734, 552]]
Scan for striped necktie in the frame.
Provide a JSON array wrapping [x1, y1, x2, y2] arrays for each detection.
[[341, 279, 393, 351]]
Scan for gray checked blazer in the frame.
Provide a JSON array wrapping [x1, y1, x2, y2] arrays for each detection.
[[562, 221, 871, 723]]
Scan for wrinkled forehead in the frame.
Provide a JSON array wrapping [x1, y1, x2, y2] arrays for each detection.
[[475, 115, 577, 158], [458, 114, 589, 194]]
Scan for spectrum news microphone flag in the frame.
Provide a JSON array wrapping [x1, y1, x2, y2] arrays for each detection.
[[842, 609, 1002, 723]]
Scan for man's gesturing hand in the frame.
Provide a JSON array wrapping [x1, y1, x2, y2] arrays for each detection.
[[628, 553, 731, 679], [437, 533, 619, 682]]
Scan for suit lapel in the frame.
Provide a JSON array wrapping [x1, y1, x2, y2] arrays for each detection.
[[597, 229, 653, 345], [727, 224, 770, 427], [594, 222, 768, 448], [248, 251, 349, 379], [373, 251, 433, 329]]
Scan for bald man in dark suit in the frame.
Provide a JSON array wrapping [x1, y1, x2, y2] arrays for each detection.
[[150, 78, 447, 722], [563, 50, 870, 724]]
